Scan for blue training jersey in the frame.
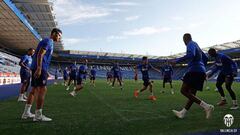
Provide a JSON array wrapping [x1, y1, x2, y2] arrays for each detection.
[[112, 64, 120, 76], [70, 64, 77, 76], [63, 69, 69, 77], [20, 54, 32, 72], [78, 65, 87, 79], [176, 41, 206, 73], [161, 65, 173, 78], [137, 64, 153, 80], [31, 38, 54, 71], [211, 53, 238, 75], [91, 69, 96, 76]]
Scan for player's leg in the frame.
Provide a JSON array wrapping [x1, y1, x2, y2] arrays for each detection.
[[18, 71, 29, 101], [148, 82, 157, 100], [34, 86, 52, 121], [173, 88, 197, 119], [33, 70, 52, 122], [117, 77, 123, 90], [73, 77, 77, 90], [18, 82, 28, 101], [173, 73, 214, 119], [93, 77, 96, 87], [225, 76, 238, 109], [134, 85, 147, 98], [216, 74, 226, 106], [21, 87, 37, 119], [161, 79, 166, 93], [112, 77, 116, 88], [66, 77, 72, 90], [70, 78, 83, 97], [170, 80, 174, 94]]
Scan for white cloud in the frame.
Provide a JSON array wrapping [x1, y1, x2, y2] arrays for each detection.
[[108, 2, 139, 6], [188, 22, 205, 29], [170, 16, 184, 21], [106, 35, 126, 42], [125, 15, 140, 21], [54, 0, 111, 26], [123, 26, 171, 36], [63, 38, 86, 46]]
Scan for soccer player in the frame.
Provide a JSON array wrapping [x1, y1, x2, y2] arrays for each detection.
[[111, 63, 123, 90], [90, 66, 96, 87], [161, 60, 174, 94], [106, 70, 113, 85], [207, 48, 238, 109], [18, 48, 35, 102], [63, 67, 69, 86], [66, 62, 77, 91], [21, 28, 62, 121], [171, 33, 214, 119], [70, 60, 88, 97], [134, 56, 161, 101]]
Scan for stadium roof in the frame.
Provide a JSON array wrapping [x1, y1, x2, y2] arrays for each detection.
[[66, 50, 168, 60], [0, 0, 62, 55], [12, 0, 63, 50], [168, 40, 240, 59], [62, 39, 240, 61]]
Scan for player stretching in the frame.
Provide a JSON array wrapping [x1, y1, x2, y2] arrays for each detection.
[[21, 28, 62, 121], [70, 60, 88, 97], [63, 67, 69, 86], [111, 63, 123, 90], [161, 60, 174, 94], [90, 66, 97, 87], [18, 48, 35, 102], [66, 62, 77, 91], [207, 48, 238, 110], [171, 33, 214, 119], [134, 56, 161, 101]]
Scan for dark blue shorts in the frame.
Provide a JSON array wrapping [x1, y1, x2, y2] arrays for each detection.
[[163, 77, 172, 83], [20, 70, 31, 84], [64, 76, 68, 80], [77, 77, 83, 85], [217, 72, 234, 84], [69, 74, 77, 81], [31, 69, 48, 87], [90, 76, 96, 80], [143, 79, 151, 87], [182, 72, 206, 91], [114, 74, 120, 78]]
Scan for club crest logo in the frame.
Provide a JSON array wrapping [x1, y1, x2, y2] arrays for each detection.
[[224, 114, 234, 127]]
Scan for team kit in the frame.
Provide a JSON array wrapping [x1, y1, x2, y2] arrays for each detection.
[[17, 29, 238, 122]]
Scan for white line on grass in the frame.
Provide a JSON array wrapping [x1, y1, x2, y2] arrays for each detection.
[[89, 90, 130, 122]]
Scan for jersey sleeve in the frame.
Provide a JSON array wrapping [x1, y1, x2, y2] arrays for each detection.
[[19, 55, 27, 65], [176, 43, 195, 63], [41, 39, 51, 50]]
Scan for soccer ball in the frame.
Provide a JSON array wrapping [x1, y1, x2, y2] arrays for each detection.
[[206, 86, 210, 90]]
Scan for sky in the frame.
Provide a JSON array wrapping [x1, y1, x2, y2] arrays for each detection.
[[53, 0, 240, 56]]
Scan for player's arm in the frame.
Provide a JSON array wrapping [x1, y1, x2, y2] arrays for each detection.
[[152, 66, 161, 73], [206, 64, 219, 79], [171, 45, 195, 65], [19, 56, 30, 71], [134, 65, 138, 78], [34, 48, 46, 78]]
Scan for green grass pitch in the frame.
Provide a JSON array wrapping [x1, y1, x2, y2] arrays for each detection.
[[0, 79, 239, 135]]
